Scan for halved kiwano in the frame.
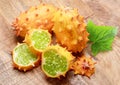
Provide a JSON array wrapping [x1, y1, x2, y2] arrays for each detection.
[[24, 29, 51, 54], [12, 43, 40, 71], [41, 45, 74, 78]]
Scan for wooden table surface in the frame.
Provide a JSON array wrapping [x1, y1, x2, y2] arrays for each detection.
[[0, 0, 120, 85]]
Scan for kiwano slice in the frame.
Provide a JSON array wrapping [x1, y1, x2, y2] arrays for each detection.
[[70, 55, 96, 77], [24, 29, 51, 54], [12, 43, 40, 71], [41, 45, 74, 78]]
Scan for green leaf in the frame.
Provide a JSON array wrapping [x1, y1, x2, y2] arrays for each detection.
[[87, 20, 117, 56]]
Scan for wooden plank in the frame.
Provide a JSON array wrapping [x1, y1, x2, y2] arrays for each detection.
[[0, 0, 120, 85]]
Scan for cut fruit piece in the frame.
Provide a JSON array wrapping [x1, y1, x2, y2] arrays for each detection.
[[41, 45, 74, 78], [24, 29, 51, 54], [12, 3, 57, 37], [12, 43, 41, 71], [70, 55, 96, 77]]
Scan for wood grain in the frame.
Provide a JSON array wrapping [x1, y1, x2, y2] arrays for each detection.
[[0, 0, 120, 85]]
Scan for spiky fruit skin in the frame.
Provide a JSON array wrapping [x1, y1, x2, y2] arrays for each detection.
[[13, 58, 40, 72], [41, 45, 74, 78], [24, 29, 51, 55], [12, 4, 57, 37], [52, 9, 89, 53], [70, 55, 96, 77], [12, 43, 41, 72]]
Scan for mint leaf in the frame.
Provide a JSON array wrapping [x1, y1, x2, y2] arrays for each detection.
[[87, 20, 117, 56]]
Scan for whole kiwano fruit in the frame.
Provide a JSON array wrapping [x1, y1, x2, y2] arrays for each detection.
[[52, 9, 89, 53], [12, 4, 57, 37]]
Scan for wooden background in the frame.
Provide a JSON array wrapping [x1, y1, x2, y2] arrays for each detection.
[[0, 0, 120, 85]]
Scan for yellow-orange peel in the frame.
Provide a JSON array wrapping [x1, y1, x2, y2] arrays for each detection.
[[71, 55, 96, 77]]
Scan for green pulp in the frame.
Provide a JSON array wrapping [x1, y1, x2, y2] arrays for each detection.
[[14, 43, 37, 66], [42, 49, 67, 76], [31, 31, 51, 50]]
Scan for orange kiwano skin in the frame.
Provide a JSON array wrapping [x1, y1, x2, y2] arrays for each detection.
[[52, 9, 89, 53], [12, 4, 57, 37], [70, 55, 96, 77], [13, 58, 40, 72]]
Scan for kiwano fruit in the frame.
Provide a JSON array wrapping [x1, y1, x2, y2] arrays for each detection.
[[41, 45, 74, 78], [70, 55, 96, 77], [52, 9, 89, 53], [12, 43, 40, 71], [24, 29, 51, 55], [12, 4, 57, 37]]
